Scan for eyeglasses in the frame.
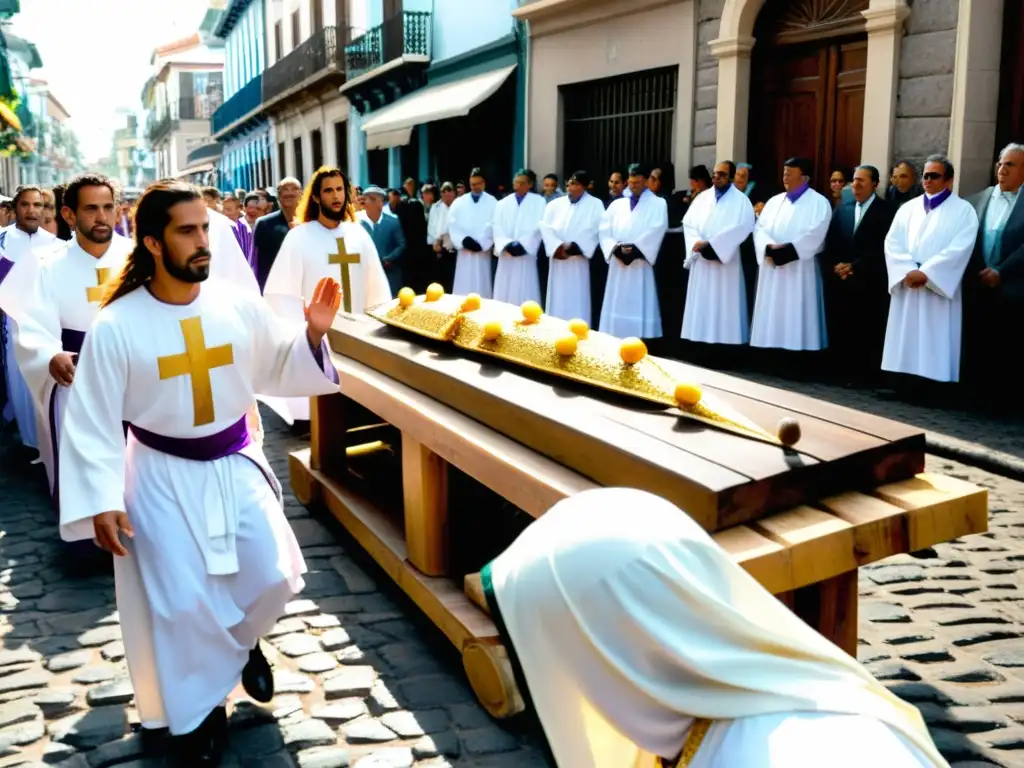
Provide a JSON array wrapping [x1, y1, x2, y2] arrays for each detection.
[[922, 172, 944, 181]]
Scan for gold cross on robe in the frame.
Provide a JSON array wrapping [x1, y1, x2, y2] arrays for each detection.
[[85, 267, 114, 304], [328, 236, 359, 313], [157, 316, 234, 427]]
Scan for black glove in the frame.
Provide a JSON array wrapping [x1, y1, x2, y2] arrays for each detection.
[[564, 242, 582, 256], [614, 245, 642, 266], [463, 236, 483, 252], [769, 243, 799, 266], [505, 241, 527, 257], [698, 242, 720, 262]]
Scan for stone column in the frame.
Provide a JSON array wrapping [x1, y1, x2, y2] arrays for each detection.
[[860, 0, 910, 181], [709, 36, 755, 162], [948, 0, 1004, 195]]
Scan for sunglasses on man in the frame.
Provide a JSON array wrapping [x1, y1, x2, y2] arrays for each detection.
[[922, 172, 944, 181]]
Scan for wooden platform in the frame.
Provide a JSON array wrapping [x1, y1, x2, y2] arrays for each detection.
[[328, 314, 926, 530], [290, 346, 989, 719]]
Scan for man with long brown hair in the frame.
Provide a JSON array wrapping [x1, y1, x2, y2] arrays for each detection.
[[55, 180, 344, 765], [262, 165, 391, 424]]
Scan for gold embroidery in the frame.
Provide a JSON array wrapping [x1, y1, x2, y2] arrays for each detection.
[[157, 316, 234, 427], [85, 267, 113, 303], [658, 719, 713, 768], [328, 236, 360, 313]]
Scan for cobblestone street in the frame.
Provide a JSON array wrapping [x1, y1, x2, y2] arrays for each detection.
[[0, 388, 1020, 767]]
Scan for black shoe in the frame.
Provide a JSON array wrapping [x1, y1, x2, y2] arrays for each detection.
[[168, 706, 227, 767], [241, 643, 274, 703]]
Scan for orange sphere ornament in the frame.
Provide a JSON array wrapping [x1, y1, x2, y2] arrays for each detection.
[[425, 283, 444, 302], [619, 337, 647, 364], [482, 320, 503, 341], [520, 301, 543, 324], [398, 287, 415, 307], [461, 293, 482, 312], [674, 382, 702, 406], [554, 334, 578, 356], [568, 318, 589, 339]]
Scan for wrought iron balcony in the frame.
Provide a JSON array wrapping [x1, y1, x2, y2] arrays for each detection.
[[344, 11, 431, 82], [147, 96, 222, 143], [262, 25, 344, 107], [212, 73, 263, 137]]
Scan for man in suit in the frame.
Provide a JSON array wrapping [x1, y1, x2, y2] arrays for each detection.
[[252, 177, 302, 292], [359, 186, 406, 297], [822, 164, 896, 384], [963, 143, 1024, 403]]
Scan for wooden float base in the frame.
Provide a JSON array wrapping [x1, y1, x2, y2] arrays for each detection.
[[290, 357, 989, 720]]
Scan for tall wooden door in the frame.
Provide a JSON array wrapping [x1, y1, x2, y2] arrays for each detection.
[[748, 0, 869, 196]]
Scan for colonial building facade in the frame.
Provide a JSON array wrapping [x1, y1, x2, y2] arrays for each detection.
[[515, 0, 1011, 197]]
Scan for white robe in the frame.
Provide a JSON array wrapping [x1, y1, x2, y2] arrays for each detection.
[[262, 219, 391, 422], [881, 194, 978, 383], [540, 192, 603, 325], [447, 191, 498, 298], [492, 191, 546, 305], [208, 208, 260, 296], [682, 186, 756, 344], [750, 188, 831, 351], [598, 189, 667, 338], [58, 278, 340, 736], [0, 226, 58, 449], [427, 200, 452, 250], [14, 234, 134, 494], [487, 488, 946, 768]]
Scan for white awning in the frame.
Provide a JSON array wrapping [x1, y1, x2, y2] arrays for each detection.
[[176, 162, 215, 178], [362, 64, 517, 151]]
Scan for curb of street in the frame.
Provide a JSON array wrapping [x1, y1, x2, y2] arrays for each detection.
[[926, 432, 1024, 483]]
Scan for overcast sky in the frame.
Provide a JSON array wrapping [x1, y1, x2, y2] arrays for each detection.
[[9, 0, 211, 160]]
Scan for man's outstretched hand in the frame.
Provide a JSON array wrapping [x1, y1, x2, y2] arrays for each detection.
[[93, 511, 133, 557], [305, 277, 342, 344]]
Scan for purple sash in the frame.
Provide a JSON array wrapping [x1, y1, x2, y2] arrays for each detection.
[[61, 329, 86, 355], [0, 256, 13, 284], [127, 416, 251, 461]]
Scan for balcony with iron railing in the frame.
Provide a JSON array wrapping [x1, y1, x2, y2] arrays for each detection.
[[146, 96, 222, 143], [262, 25, 344, 108], [344, 10, 431, 82], [212, 73, 263, 138]]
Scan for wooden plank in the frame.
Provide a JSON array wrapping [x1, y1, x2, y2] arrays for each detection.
[[338, 357, 596, 518], [873, 472, 989, 551], [402, 437, 449, 577], [794, 571, 859, 656], [311, 393, 347, 476], [752, 506, 857, 590]]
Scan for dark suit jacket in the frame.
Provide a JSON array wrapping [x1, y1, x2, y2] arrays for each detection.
[[252, 210, 292, 292], [823, 195, 895, 286], [967, 187, 1024, 299], [360, 213, 406, 296]]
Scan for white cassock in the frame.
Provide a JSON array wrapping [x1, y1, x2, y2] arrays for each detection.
[[485, 488, 947, 768], [750, 188, 831, 351], [262, 219, 390, 423], [15, 233, 134, 495], [682, 186, 756, 344], [448, 191, 498, 298], [208, 208, 260, 296], [598, 189, 667, 338], [539, 192, 604, 325], [0, 225, 58, 449], [427, 200, 452, 250], [882, 193, 978, 383], [492, 191, 546, 305], [58, 277, 340, 736]]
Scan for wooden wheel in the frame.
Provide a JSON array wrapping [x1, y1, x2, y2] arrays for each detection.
[[462, 639, 525, 719]]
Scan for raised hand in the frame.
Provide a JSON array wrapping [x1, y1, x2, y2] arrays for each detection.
[[305, 276, 342, 343]]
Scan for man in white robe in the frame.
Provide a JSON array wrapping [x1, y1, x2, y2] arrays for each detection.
[[750, 157, 832, 355], [682, 161, 756, 350], [263, 166, 391, 424], [58, 181, 343, 765], [882, 154, 979, 384], [447, 167, 498, 298], [14, 174, 134, 504], [492, 168, 546, 305], [1, 186, 58, 453], [598, 163, 667, 339], [482, 488, 948, 767], [540, 170, 603, 325], [427, 181, 456, 291], [208, 205, 260, 297]]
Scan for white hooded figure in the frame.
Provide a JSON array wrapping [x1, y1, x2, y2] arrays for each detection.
[[482, 488, 948, 768]]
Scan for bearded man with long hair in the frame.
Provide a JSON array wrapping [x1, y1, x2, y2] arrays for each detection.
[[261, 165, 391, 425], [56, 180, 344, 766]]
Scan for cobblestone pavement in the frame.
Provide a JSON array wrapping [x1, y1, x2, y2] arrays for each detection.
[[0, 403, 1020, 767]]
